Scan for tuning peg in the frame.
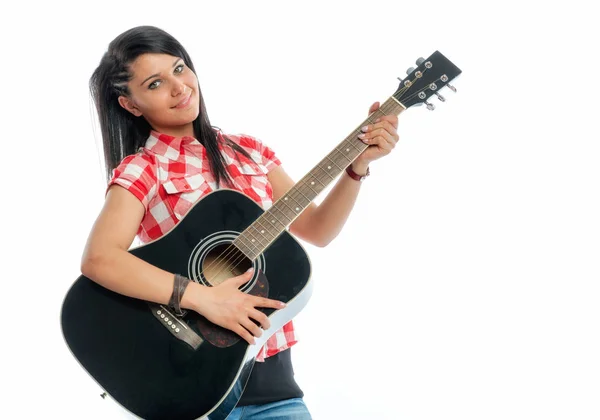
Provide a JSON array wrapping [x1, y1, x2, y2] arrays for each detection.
[[434, 92, 446, 102], [406, 67, 415, 75], [424, 100, 435, 111], [447, 84, 457, 93], [397, 76, 403, 82], [416, 57, 425, 66]]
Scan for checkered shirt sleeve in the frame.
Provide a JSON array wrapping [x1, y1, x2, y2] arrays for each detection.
[[107, 154, 158, 211]]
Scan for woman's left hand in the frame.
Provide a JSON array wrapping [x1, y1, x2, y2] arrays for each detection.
[[354, 101, 400, 171]]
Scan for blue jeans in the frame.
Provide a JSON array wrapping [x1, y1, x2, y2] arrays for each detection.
[[227, 398, 312, 419]]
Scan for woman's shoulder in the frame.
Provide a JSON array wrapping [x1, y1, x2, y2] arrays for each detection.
[[116, 147, 158, 169], [111, 148, 159, 182], [221, 132, 265, 151], [220, 132, 281, 172]]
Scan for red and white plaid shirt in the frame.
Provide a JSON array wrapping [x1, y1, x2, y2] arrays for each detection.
[[108, 130, 297, 361]]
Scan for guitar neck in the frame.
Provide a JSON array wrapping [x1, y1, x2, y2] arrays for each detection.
[[234, 96, 407, 260]]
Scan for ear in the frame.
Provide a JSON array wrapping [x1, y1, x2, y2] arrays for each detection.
[[118, 95, 143, 117]]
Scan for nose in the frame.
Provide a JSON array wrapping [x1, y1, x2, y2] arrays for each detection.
[[172, 80, 187, 97]]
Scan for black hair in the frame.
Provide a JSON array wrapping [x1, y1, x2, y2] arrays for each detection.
[[90, 25, 249, 186]]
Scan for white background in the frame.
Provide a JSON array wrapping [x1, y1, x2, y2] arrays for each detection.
[[2, 1, 599, 419]]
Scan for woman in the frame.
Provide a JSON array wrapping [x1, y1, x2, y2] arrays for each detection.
[[82, 25, 399, 419]]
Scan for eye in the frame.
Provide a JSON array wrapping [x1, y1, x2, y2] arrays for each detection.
[[147, 64, 184, 90]]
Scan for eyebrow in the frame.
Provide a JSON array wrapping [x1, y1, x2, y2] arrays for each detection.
[[140, 58, 183, 86]]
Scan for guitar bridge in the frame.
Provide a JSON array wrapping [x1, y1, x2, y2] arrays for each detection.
[[148, 303, 204, 350]]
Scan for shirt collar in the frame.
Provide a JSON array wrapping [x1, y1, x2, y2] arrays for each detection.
[[144, 130, 200, 160]]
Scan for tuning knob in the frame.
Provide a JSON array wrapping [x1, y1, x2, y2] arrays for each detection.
[[434, 92, 446, 102], [416, 57, 425, 66], [447, 84, 457, 93], [424, 100, 435, 111], [406, 67, 415, 75]]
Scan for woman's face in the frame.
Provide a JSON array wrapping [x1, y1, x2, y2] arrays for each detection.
[[118, 53, 200, 137]]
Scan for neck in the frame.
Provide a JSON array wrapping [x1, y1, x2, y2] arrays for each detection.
[[152, 122, 195, 139]]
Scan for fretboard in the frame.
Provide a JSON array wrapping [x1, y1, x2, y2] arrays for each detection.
[[233, 96, 406, 260]]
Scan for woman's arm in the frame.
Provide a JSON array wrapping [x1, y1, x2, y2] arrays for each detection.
[[81, 185, 176, 303], [268, 102, 399, 247], [80, 185, 284, 344]]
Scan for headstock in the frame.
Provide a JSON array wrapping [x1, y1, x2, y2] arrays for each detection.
[[394, 51, 461, 110]]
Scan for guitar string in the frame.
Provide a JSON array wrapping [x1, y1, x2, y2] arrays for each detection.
[[203, 95, 409, 282], [198, 206, 285, 282], [203, 100, 397, 281], [200, 214, 282, 285], [197, 198, 294, 279], [202, 99, 401, 284], [199, 71, 444, 278], [199, 244, 245, 282], [198, 195, 295, 282], [197, 180, 297, 278], [197, 77, 445, 284], [396, 75, 446, 104]]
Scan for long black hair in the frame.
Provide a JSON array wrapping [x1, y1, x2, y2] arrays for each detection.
[[90, 25, 248, 186]]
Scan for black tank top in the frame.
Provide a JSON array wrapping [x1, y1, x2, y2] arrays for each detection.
[[236, 348, 304, 406]]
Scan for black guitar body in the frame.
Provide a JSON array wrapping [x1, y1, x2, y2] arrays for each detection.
[[61, 189, 312, 420]]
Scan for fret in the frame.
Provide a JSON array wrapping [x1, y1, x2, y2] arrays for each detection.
[[346, 137, 365, 153], [271, 202, 296, 225], [293, 183, 313, 204], [331, 145, 354, 168], [299, 181, 319, 198], [282, 192, 303, 207], [262, 208, 287, 231], [241, 232, 263, 254], [246, 225, 270, 249], [324, 153, 344, 172], [286, 190, 310, 211], [233, 237, 255, 260], [308, 178, 326, 194], [297, 182, 318, 201], [308, 169, 329, 188], [253, 217, 277, 242], [240, 224, 263, 246], [315, 162, 337, 184], [235, 236, 262, 261], [285, 198, 305, 215], [278, 201, 301, 221], [253, 223, 273, 242]]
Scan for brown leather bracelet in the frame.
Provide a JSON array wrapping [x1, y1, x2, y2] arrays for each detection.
[[168, 274, 191, 316], [346, 164, 370, 181]]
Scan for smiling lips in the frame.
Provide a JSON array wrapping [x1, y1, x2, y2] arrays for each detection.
[[173, 92, 192, 109]]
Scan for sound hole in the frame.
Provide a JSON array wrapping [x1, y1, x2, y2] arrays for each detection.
[[202, 243, 252, 287]]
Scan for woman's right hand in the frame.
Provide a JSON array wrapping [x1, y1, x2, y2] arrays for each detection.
[[186, 269, 286, 345]]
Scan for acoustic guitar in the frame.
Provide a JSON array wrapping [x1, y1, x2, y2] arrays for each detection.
[[61, 50, 461, 420]]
